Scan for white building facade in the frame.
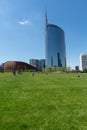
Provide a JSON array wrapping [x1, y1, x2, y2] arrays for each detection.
[[80, 54, 87, 71]]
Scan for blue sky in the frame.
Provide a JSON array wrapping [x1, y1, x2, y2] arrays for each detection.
[[0, 0, 87, 69]]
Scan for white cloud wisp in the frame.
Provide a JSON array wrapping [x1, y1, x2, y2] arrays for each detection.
[[18, 20, 32, 25]]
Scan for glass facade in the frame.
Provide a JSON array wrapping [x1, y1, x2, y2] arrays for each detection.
[[46, 24, 66, 67], [30, 59, 45, 70]]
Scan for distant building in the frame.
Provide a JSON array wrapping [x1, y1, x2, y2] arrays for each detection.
[[30, 59, 40, 69], [29, 59, 45, 70], [0, 63, 4, 72], [40, 59, 45, 69], [75, 66, 79, 71], [45, 12, 66, 67], [80, 54, 87, 71]]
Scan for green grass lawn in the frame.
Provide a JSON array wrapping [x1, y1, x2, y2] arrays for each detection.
[[0, 72, 87, 130]]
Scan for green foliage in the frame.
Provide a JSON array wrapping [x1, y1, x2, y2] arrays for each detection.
[[45, 67, 52, 72], [45, 66, 71, 72], [0, 72, 87, 129], [83, 68, 87, 73]]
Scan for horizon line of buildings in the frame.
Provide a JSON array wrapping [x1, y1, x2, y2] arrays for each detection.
[[29, 12, 87, 71], [0, 11, 87, 72]]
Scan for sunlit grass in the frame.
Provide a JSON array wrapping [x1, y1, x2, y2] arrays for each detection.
[[0, 72, 87, 130]]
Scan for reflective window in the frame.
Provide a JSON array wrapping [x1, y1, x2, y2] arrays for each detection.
[[46, 24, 66, 67]]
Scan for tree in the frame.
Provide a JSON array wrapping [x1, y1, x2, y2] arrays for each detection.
[[66, 66, 71, 72], [83, 68, 87, 73]]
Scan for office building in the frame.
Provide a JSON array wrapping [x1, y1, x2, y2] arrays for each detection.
[[30, 59, 45, 70], [40, 59, 45, 69], [75, 66, 79, 71], [45, 12, 66, 67], [80, 54, 87, 71]]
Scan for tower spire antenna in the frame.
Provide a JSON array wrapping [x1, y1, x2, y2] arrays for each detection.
[[45, 9, 48, 25]]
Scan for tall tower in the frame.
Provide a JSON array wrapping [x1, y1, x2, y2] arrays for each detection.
[[45, 13, 66, 67], [80, 54, 87, 71], [45, 10, 48, 67], [45, 10, 48, 25]]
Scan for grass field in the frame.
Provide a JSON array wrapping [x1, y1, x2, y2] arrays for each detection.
[[0, 72, 87, 130]]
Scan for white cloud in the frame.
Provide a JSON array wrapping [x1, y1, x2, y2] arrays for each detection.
[[18, 20, 32, 25]]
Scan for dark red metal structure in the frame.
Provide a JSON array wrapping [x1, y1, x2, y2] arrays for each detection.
[[4, 61, 39, 72]]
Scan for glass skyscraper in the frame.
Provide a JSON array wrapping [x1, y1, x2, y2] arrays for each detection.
[[45, 13, 66, 67]]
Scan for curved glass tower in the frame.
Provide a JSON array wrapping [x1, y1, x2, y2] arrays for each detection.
[[45, 13, 66, 67]]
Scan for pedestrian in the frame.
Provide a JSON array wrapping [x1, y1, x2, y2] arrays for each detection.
[[13, 69, 16, 76], [32, 72, 35, 76]]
